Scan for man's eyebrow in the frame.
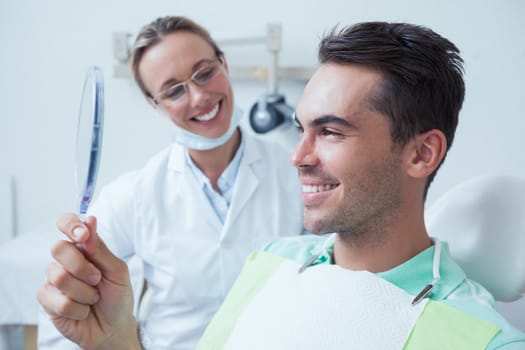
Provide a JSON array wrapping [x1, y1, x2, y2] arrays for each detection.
[[310, 115, 353, 129]]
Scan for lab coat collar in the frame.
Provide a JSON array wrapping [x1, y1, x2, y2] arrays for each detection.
[[164, 128, 263, 234], [167, 142, 187, 174]]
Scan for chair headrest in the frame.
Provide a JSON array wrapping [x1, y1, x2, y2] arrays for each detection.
[[425, 175, 525, 302]]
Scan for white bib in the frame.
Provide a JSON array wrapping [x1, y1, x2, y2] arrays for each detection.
[[224, 258, 427, 350]]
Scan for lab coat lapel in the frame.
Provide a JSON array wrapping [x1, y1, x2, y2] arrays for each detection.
[[168, 143, 223, 230], [223, 137, 260, 236]]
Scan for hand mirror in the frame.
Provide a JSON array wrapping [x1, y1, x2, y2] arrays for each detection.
[[75, 66, 104, 219]]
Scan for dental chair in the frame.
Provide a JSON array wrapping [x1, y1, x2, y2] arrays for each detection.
[[425, 174, 525, 329]]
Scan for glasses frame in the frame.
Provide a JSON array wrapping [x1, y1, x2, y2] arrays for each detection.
[[151, 58, 223, 107]]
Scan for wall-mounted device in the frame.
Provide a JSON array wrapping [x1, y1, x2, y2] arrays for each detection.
[[249, 94, 294, 134]]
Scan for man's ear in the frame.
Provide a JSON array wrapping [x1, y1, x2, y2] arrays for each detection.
[[405, 129, 447, 179]]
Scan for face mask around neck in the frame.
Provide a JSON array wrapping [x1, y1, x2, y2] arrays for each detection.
[[171, 105, 244, 150]]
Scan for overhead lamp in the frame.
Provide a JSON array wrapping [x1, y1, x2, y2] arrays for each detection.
[[249, 93, 294, 134]]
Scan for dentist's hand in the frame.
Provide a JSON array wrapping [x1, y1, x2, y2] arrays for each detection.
[[37, 213, 141, 350]]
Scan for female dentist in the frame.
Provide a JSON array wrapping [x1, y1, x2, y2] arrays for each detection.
[[38, 16, 304, 350]]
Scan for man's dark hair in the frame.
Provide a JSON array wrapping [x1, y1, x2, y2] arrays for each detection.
[[319, 22, 465, 191]]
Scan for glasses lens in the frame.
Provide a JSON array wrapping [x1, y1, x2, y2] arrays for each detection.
[[162, 83, 186, 102], [193, 62, 220, 85]]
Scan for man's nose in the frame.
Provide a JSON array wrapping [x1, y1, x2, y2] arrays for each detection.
[[291, 134, 318, 168]]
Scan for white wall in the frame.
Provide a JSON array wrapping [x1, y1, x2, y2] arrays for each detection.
[[2, 0, 524, 327]]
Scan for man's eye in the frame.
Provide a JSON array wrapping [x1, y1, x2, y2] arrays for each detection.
[[321, 128, 340, 136], [293, 117, 303, 132]]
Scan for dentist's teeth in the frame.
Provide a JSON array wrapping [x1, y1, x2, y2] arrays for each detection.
[[194, 104, 219, 121], [302, 184, 338, 193]]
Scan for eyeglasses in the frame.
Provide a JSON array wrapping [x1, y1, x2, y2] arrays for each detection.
[[152, 58, 223, 106]]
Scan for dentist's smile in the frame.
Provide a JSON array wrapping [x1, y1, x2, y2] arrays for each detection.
[[192, 102, 220, 123]]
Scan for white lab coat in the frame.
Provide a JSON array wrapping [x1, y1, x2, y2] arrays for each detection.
[[38, 134, 304, 350]]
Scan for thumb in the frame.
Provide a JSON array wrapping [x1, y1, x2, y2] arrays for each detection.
[[82, 216, 129, 284]]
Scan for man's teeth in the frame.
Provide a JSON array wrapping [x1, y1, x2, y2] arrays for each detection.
[[303, 184, 338, 193], [194, 104, 219, 121]]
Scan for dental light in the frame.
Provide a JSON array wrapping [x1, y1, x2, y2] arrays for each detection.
[[242, 23, 296, 134], [249, 93, 294, 134]]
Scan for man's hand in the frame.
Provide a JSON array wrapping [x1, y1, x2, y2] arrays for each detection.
[[37, 213, 142, 350]]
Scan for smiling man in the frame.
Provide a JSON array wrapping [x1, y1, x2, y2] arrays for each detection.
[[196, 22, 525, 349]]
